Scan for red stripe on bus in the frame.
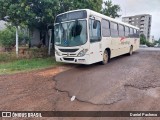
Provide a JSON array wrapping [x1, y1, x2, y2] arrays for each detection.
[[120, 37, 126, 41]]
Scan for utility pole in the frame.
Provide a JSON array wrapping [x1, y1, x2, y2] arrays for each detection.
[[16, 26, 19, 57], [48, 29, 52, 55]]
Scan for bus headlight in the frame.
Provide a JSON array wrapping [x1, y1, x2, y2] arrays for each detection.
[[77, 49, 88, 57], [55, 49, 61, 56]]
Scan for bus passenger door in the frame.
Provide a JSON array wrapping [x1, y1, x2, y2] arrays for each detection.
[[89, 18, 102, 63]]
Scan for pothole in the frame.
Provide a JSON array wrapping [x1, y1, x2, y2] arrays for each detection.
[[124, 85, 160, 100]]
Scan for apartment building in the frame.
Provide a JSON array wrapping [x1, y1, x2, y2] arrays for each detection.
[[122, 14, 152, 40]]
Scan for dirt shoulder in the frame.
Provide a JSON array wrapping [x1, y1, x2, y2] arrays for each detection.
[[1, 50, 160, 120], [0, 65, 73, 111]]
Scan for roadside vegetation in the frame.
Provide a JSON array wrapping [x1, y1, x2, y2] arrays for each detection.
[[140, 34, 156, 47], [0, 25, 30, 50], [0, 0, 121, 75], [0, 25, 59, 75], [0, 0, 120, 51], [0, 57, 62, 75]]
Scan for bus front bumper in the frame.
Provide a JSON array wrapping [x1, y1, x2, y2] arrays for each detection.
[[55, 55, 91, 65]]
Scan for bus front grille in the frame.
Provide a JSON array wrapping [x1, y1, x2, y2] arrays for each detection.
[[63, 58, 75, 61], [59, 49, 79, 53]]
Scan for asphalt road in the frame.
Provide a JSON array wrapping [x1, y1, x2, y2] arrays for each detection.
[[54, 49, 160, 120], [1, 49, 160, 120], [139, 47, 160, 51], [55, 49, 160, 105]]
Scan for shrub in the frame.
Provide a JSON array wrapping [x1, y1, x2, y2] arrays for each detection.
[[146, 41, 154, 47], [27, 47, 48, 58], [0, 26, 30, 50], [0, 27, 16, 48], [0, 52, 17, 63]]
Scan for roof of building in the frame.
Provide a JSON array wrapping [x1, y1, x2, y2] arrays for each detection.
[[122, 14, 152, 18]]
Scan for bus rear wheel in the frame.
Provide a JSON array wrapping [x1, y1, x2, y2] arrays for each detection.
[[101, 50, 109, 65], [129, 46, 133, 55]]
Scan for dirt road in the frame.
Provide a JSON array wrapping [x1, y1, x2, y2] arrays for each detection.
[[1, 49, 160, 120]]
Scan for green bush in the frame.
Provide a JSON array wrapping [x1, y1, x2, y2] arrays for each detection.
[[146, 41, 154, 47], [140, 34, 147, 45], [0, 26, 30, 49], [0, 27, 16, 48]]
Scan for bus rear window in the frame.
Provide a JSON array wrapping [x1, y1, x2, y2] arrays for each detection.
[[55, 10, 87, 23]]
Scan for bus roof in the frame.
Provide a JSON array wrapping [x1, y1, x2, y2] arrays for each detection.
[[56, 9, 139, 30]]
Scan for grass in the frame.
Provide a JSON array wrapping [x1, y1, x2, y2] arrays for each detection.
[[0, 52, 17, 63], [0, 57, 62, 75]]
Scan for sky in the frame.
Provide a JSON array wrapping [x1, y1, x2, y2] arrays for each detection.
[[110, 0, 160, 40]]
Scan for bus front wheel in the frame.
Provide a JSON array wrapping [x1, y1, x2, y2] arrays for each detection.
[[101, 50, 109, 65]]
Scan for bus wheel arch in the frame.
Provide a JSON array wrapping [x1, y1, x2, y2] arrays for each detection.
[[106, 48, 111, 59], [101, 48, 111, 65], [129, 45, 133, 55]]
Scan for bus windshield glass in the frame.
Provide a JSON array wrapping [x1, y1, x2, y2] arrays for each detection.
[[54, 20, 87, 47]]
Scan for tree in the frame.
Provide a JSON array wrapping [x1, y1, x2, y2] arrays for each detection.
[[0, 25, 28, 49], [72, 0, 103, 12], [0, 0, 105, 29], [0, 0, 103, 42], [102, 0, 121, 18], [158, 38, 160, 44], [0, 0, 121, 51], [0, 27, 15, 48], [140, 34, 147, 45]]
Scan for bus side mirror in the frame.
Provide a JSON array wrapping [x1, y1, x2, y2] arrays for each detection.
[[93, 20, 97, 29]]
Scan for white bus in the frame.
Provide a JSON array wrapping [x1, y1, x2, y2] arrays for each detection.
[[54, 9, 140, 65]]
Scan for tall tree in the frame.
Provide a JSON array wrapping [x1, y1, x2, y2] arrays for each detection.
[[140, 34, 147, 45], [102, 0, 121, 18], [0, 0, 103, 30], [157, 38, 160, 44], [0, 0, 122, 29], [0, 0, 121, 49], [73, 0, 103, 12], [0, 0, 29, 56]]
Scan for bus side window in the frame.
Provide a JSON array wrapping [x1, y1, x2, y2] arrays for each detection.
[[89, 19, 101, 42], [119, 24, 125, 37], [110, 22, 118, 37], [136, 30, 140, 38], [134, 29, 139, 38], [129, 28, 134, 38], [125, 26, 130, 37], [102, 19, 110, 37], [133, 29, 137, 38]]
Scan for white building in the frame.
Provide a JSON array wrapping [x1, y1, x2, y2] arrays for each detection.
[[0, 20, 6, 30], [122, 14, 152, 40], [149, 35, 155, 43]]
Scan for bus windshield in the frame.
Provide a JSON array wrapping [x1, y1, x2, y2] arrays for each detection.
[[54, 20, 87, 47]]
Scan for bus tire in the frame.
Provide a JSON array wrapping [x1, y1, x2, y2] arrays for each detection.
[[129, 46, 133, 56], [101, 50, 109, 65]]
